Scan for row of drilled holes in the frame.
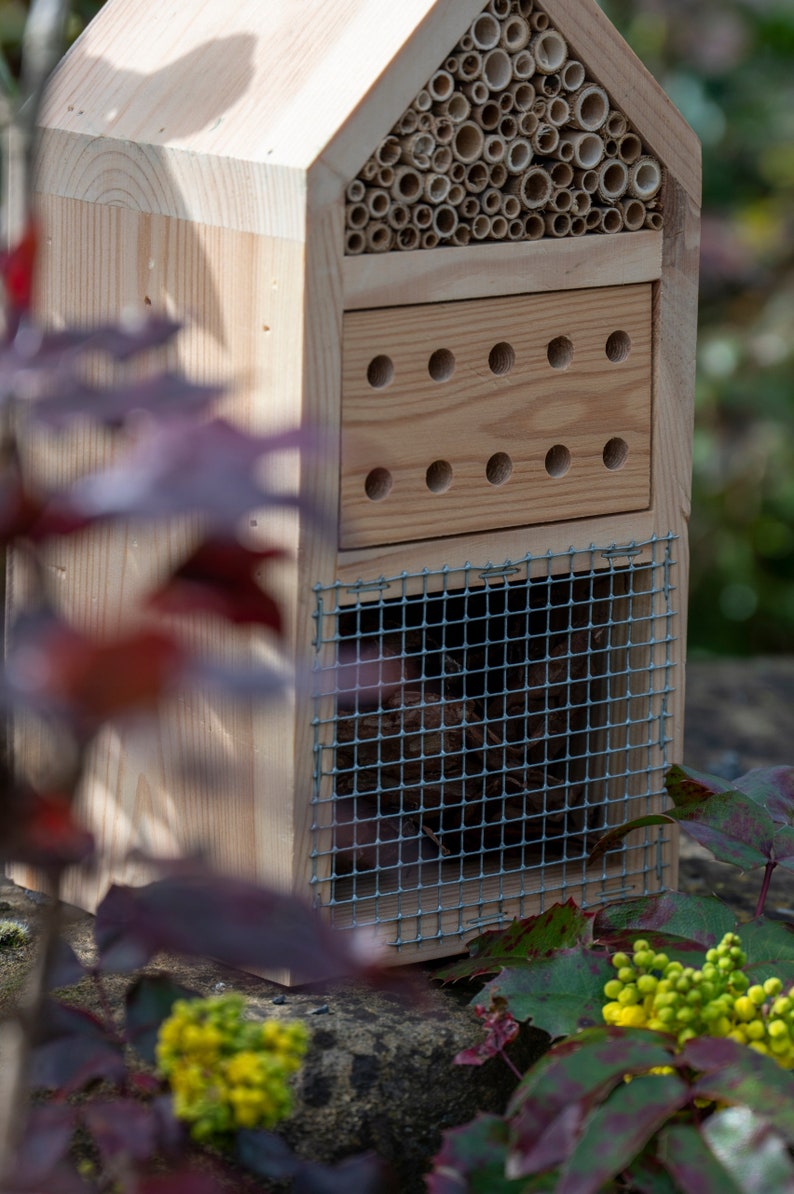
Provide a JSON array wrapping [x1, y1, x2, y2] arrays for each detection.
[[365, 329, 631, 388], [364, 437, 629, 500]]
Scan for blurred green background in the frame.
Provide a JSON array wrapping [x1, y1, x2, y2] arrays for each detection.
[[2, 0, 793, 656]]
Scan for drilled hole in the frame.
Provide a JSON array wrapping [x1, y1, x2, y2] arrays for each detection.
[[545, 444, 571, 478], [426, 459, 453, 493], [547, 336, 573, 369], [486, 452, 513, 486], [488, 341, 515, 376], [364, 467, 393, 501], [603, 437, 629, 471], [366, 355, 394, 388], [606, 330, 632, 363], [428, 349, 455, 382]]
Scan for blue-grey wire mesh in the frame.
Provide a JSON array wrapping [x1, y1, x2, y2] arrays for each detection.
[[311, 535, 677, 948]]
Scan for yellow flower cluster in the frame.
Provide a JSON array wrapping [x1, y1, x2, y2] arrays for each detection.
[[156, 993, 308, 1141], [602, 933, 794, 1067]]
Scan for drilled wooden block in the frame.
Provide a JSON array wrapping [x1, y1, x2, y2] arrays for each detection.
[[340, 284, 652, 549]]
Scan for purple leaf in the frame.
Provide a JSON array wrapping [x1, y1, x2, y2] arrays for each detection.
[[29, 1000, 125, 1093], [427, 1115, 527, 1194], [32, 371, 224, 428], [11, 313, 182, 364], [439, 900, 596, 983], [236, 1131, 389, 1193], [83, 1099, 159, 1164], [454, 1001, 519, 1067], [665, 764, 735, 807], [556, 1074, 689, 1194], [685, 1037, 794, 1138], [7, 1105, 76, 1188], [136, 1173, 228, 1194], [482, 944, 612, 1037], [658, 1122, 745, 1194], [593, 891, 736, 949], [95, 874, 395, 985], [702, 1107, 794, 1194], [46, 937, 87, 989], [733, 767, 794, 824], [737, 917, 794, 984], [125, 973, 199, 1064], [506, 1028, 678, 1178]]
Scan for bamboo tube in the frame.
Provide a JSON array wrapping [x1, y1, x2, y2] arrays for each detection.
[[396, 224, 420, 250], [366, 222, 394, 252], [483, 134, 507, 165], [501, 192, 521, 218], [434, 120, 454, 147], [455, 51, 484, 82], [501, 15, 530, 51], [490, 214, 509, 239], [629, 157, 662, 200], [550, 161, 574, 188], [471, 214, 492, 240], [544, 212, 571, 237], [619, 198, 646, 231], [597, 158, 629, 202], [400, 133, 435, 170], [604, 138, 619, 159], [391, 166, 423, 204], [346, 202, 369, 229], [450, 161, 466, 183], [645, 210, 663, 230], [464, 161, 489, 193], [424, 173, 452, 203], [470, 13, 501, 51], [376, 136, 401, 166], [538, 73, 562, 97], [606, 110, 628, 138], [433, 204, 459, 237], [531, 123, 560, 156], [447, 183, 466, 206], [361, 160, 378, 181], [445, 56, 459, 74], [398, 108, 419, 135], [345, 230, 365, 254], [421, 230, 439, 249], [428, 70, 455, 103], [452, 121, 485, 164], [505, 137, 533, 174], [487, 0, 511, 17], [570, 85, 609, 131], [411, 204, 433, 229], [376, 166, 395, 188], [532, 97, 547, 117], [365, 187, 391, 218], [435, 92, 470, 123], [556, 139, 574, 162], [387, 203, 411, 230], [460, 195, 480, 219], [532, 29, 567, 73], [618, 133, 643, 165], [432, 145, 453, 173], [507, 164, 553, 208], [451, 225, 472, 246], [549, 188, 573, 212], [474, 100, 502, 131], [417, 112, 434, 132], [413, 89, 432, 112], [482, 49, 512, 92], [346, 179, 366, 203], [561, 59, 586, 91], [515, 0, 534, 15], [519, 110, 539, 136], [509, 81, 536, 111], [524, 212, 545, 239], [458, 33, 474, 52], [489, 162, 508, 188], [601, 206, 624, 233], [463, 79, 489, 106], [585, 208, 602, 230], [500, 114, 519, 140], [530, 11, 549, 31], [481, 187, 502, 215], [546, 96, 570, 126], [571, 189, 591, 215], [570, 216, 587, 236], [558, 131, 604, 168], [512, 49, 535, 79], [499, 90, 514, 112], [508, 218, 525, 239], [573, 167, 599, 192]]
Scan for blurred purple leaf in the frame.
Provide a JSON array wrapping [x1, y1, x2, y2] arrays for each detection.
[[658, 1122, 747, 1194], [32, 371, 224, 429], [46, 937, 87, 990], [685, 1036, 794, 1137], [147, 537, 285, 629], [427, 1115, 528, 1194], [83, 1099, 159, 1165], [236, 1130, 390, 1193], [702, 1107, 794, 1194], [95, 874, 395, 985], [30, 1000, 125, 1093], [439, 900, 596, 983], [125, 973, 199, 1064], [10, 312, 182, 365], [5, 1105, 78, 1191], [136, 1173, 228, 1194]]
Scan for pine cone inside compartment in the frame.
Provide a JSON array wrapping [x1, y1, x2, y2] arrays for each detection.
[[334, 634, 489, 859]]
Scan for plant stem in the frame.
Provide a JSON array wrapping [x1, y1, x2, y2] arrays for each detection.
[[755, 860, 777, 918], [499, 1048, 523, 1081]]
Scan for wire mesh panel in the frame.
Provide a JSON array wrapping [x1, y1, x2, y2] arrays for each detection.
[[311, 535, 678, 954]]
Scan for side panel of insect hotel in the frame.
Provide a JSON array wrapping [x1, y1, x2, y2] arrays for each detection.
[[19, 0, 701, 968]]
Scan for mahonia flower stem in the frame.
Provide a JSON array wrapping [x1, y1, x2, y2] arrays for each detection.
[[755, 860, 776, 919]]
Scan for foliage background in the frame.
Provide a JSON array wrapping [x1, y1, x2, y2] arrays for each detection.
[[3, 0, 794, 656]]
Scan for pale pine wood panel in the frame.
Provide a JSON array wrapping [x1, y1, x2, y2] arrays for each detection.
[[341, 285, 652, 549]]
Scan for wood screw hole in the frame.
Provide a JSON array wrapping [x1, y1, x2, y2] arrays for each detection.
[[365, 467, 393, 501], [606, 330, 631, 362], [428, 349, 456, 381], [547, 336, 573, 369], [367, 355, 394, 388], [545, 444, 571, 477], [488, 341, 515, 376], [603, 437, 629, 470], [486, 452, 513, 486], [426, 459, 453, 493]]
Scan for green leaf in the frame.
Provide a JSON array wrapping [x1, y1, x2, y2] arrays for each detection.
[[125, 973, 198, 1064], [594, 890, 736, 948], [589, 814, 679, 864], [665, 764, 735, 807], [734, 767, 794, 824], [658, 1123, 746, 1194], [426, 1115, 540, 1194], [483, 944, 612, 1037], [556, 1074, 689, 1194], [628, 1152, 681, 1194], [438, 900, 595, 983], [702, 1107, 794, 1194], [685, 1037, 794, 1140], [737, 917, 794, 984], [507, 1028, 678, 1179]]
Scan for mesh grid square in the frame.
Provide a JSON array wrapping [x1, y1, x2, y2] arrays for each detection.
[[311, 535, 677, 949]]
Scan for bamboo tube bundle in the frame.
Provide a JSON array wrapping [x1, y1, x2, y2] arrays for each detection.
[[345, 0, 665, 251]]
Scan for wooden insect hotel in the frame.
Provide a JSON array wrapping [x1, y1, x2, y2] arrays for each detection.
[[25, 0, 700, 965]]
